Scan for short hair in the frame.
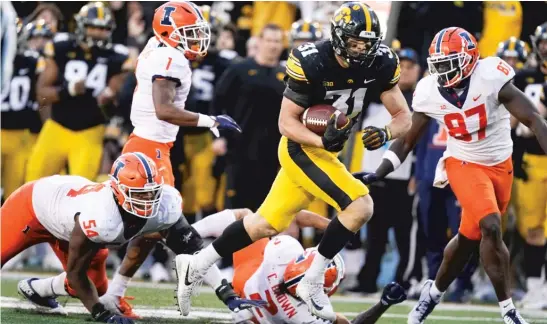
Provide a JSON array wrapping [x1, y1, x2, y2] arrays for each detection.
[[259, 23, 282, 38], [26, 3, 64, 25], [221, 23, 238, 40]]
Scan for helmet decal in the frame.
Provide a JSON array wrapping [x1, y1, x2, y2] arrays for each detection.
[[160, 6, 176, 26]]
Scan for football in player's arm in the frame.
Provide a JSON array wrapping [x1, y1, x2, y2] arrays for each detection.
[[356, 66, 547, 185]]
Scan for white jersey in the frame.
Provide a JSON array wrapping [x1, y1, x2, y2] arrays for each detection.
[[131, 37, 192, 143], [238, 236, 332, 324], [413, 57, 514, 167], [32, 175, 182, 245]]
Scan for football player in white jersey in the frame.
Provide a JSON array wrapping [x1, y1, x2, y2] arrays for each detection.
[[354, 27, 547, 324], [1, 153, 260, 323], [122, 1, 241, 186], [231, 235, 407, 324]]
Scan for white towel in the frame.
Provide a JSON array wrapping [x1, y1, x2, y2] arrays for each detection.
[[433, 153, 450, 188]]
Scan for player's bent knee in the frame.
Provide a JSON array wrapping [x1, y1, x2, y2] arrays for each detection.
[[479, 214, 502, 242], [243, 212, 279, 241], [343, 195, 374, 223]]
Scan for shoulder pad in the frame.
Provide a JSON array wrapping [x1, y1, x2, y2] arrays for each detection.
[[78, 210, 122, 244], [113, 44, 129, 56], [477, 57, 515, 81], [412, 75, 437, 111], [159, 185, 183, 225], [218, 49, 238, 60], [151, 46, 189, 67], [286, 43, 322, 83], [264, 235, 304, 264]]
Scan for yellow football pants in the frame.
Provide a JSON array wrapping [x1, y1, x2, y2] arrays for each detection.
[[26, 120, 104, 182], [1, 129, 38, 198]]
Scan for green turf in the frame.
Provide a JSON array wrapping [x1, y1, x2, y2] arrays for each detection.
[[2, 278, 545, 324]]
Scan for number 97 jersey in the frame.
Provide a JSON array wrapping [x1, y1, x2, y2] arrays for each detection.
[[413, 57, 515, 166], [284, 39, 400, 119]]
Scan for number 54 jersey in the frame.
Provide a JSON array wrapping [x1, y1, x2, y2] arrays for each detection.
[[413, 57, 515, 169], [31, 175, 182, 244]]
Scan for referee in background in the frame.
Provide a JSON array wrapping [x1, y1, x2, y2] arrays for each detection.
[[211, 23, 286, 211]]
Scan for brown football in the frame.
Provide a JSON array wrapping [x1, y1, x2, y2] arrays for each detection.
[[301, 104, 349, 136]]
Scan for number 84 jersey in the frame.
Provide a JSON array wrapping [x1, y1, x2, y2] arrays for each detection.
[[412, 57, 514, 166], [284, 40, 400, 119]]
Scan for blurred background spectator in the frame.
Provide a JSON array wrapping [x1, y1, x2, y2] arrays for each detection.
[[3, 0, 547, 303]]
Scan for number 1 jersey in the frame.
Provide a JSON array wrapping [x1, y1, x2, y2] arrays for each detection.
[[412, 57, 514, 166]]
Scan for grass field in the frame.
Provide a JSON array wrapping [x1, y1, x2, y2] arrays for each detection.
[[2, 273, 547, 324]]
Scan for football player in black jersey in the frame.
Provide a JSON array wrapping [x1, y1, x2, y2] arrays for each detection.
[[290, 19, 324, 50], [180, 5, 240, 220], [1, 20, 52, 200], [512, 22, 547, 310], [175, 3, 411, 321], [496, 37, 530, 72], [28, 2, 131, 183]]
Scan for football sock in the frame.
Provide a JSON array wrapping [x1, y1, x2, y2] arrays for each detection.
[[307, 251, 331, 279], [192, 209, 236, 238], [523, 243, 546, 278], [31, 272, 68, 297], [429, 281, 444, 303], [499, 298, 515, 317], [211, 219, 253, 258], [196, 244, 222, 270], [106, 272, 131, 296], [203, 264, 224, 290], [317, 216, 355, 259]]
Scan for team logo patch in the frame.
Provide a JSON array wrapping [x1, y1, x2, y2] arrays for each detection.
[[161, 6, 176, 26]]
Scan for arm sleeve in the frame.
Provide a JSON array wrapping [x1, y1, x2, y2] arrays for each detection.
[[283, 49, 312, 107]]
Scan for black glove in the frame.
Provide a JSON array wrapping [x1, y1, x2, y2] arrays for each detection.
[[380, 282, 407, 306], [215, 279, 267, 313], [352, 171, 379, 185], [92, 303, 135, 324], [362, 126, 392, 150], [322, 114, 353, 152]]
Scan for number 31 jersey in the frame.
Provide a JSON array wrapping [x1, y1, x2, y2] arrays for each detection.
[[284, 40, 400, 119], [412, 57, 514, 166]]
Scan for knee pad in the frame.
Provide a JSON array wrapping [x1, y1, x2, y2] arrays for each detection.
[[165, 216, 204, 255]]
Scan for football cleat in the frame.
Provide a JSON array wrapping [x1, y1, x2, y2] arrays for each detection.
[[407, 280, 439, 324], [503, 309, 529, 324], [17, 278, 67, 315], [173, 254, 206, 316], [296, 274, 336, 321]]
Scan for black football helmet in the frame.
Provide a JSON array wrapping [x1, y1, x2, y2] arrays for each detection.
[[18, 19, 54, 53], [531, 22, 547, 69], [290, 19, 324, 46], [75, 2, 116, 49], [330, 2, 383, 67]]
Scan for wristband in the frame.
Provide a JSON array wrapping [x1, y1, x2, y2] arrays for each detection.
[[383, 150, 401, 169], [197, 114, 216, 128]]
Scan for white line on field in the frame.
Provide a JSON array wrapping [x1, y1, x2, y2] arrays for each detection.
[[2, 297, 547, 323]]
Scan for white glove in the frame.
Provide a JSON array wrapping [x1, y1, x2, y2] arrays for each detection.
[[99, 293, 123, 315]]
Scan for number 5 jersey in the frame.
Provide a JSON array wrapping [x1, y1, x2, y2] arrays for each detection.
[[412, 56, 515, 187]]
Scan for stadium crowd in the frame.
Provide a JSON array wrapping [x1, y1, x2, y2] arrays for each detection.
[[1, 0, 547, 313]]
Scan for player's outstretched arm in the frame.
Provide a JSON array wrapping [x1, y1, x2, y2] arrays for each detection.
[[279, 96, 325, 148], [379, 85, 412, 140], [355, 112, 429, 184], [499, 82, 547, 154], [350, 282, 407, 324], [153, 78, 241, 136]]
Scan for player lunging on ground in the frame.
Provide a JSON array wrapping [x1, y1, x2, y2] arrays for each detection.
[[174, 2, 411, 320], [354, 27, 547, 324]]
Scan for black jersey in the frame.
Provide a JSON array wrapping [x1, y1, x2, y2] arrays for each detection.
[[43, 34, 129, 131], [1, 51, 43, 133], [513, 67, 547, 155], [284, 40, 401, 119]]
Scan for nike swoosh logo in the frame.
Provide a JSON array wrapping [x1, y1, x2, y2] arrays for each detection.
[[184, 264, 193, 286], [364, 79, 376, 84], [473, 94, 481, 101], [310, 299, 324, 311]]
